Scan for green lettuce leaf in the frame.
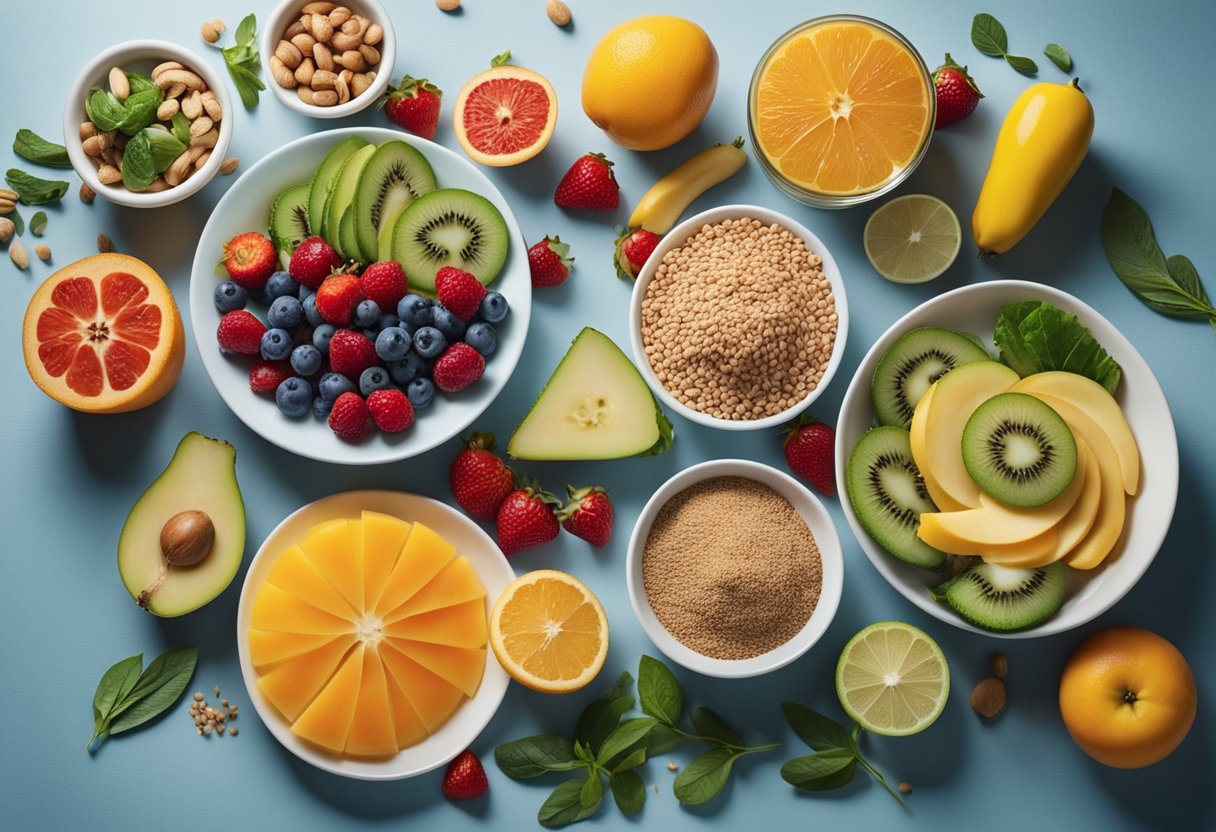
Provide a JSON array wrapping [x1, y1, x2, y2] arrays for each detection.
[[993, 301, 1122, 394]]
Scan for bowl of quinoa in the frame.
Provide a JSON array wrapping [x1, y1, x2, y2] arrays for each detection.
[[630, 205, 848, 430]]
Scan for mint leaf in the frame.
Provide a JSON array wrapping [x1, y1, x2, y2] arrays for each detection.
[[5, 168, 69, 205], [1004, 54, 1039, 74], [609, 769, 646, 815], [235, 13, 257, 45], [495, 735, 583, 780], [538, 779, 598, 828], [596, 717, 657, 767], [993, 301, 1122, 394], [89, 654, 142, 751], [13, 129, 71, 168], [222, 15, 265, 110], [1044, 43, 1072, 72], [109, 647, 197, 733], [574, 671, 633, 753], [672, 747, 737, 805], [691, 707, 743, 748], [579, 771, 603, 811], [971, 13, 1008, 56], [1166, 255, 1208, 305], [781, 749, 857, 791], [781, 702, 854, 752], [637, 655, 682, 726]]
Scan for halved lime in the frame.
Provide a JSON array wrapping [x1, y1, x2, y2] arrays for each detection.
[[835, 621, 950, 736], [863, 194, 961, 283]]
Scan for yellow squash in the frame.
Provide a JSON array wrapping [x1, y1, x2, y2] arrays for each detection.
[[628, 138, 747, 234], [972, 79, 1094, 255]]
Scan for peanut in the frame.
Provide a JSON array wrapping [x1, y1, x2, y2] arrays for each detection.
[[363, 23, 383, 46], [312, 89, 339, 107], [157, 98, 181, 121], [301, 1, 336, 12], [189, 116, 215, 138], [341, 16, 363, 35], [201, 21, 221, 43], [0, 199, 14, 216], [335, 50, 365, 72], [35, 243, 51, 262], [350, 72, 372, 98], [109, 67, 131, 100], [82, 133, 113, 158], [9, 240, 28, 270], [328, 6, 352, 27], [291, 32, 317, 53], [294, 58, 316, 86], [155, 68, 205, 92], [80, 183, 96, 204], [311, 69, 338, 91], [358, 44, 380, 66], [202, 91, 223, 121], [80, 121, 97, 140], [436, 0, 461, 11], [0, 217, 13, 244], [270, 55, 298, 88], [98, 164, 122, 185], [309, 13, 333, 42], [219, 157, 239, 176], [97, 233, 115, 253], [151, 61, 184, 80], [275, 40, 303, 69], [296, 86, 316, 105], [182, 90, 203, 120], [546, 0, 572, 27], [313, 42, 335, 72]]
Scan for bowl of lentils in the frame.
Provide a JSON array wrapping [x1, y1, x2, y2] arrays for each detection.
[[629, 205, 848, 430]]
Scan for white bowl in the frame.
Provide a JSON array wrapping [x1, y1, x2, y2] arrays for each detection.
[[262, 0, 395, 119], [236, 489, 515, 780], [629, 205, 849, 431], [64, 39, 234, 208], [834, 280, 1179, 639], [189, 126, 531, 465], [626, 459, 844, 678]]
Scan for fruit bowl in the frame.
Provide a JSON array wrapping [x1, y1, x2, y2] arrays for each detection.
[[834, 280, 1179, 638], [189, 126, 531, 465], [236, 489, 515, 780]]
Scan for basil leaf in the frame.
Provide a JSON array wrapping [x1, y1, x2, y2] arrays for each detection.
[[993, 301, 1122, 394], [30, 211, 48, 236], [609, 769, 646, 816], [538, 778, 598, 828], [1044, 43, 1072, 72], [971, 13, 1008, 57], [235, 12, 257, 46], [142, 128, 186, 173], [5, 169, 69, 205], [579, 771, 603, 810], [691, 707, 743, 747], [91, 655, 143, 725], [495, 734, 582, 780], [109, 646, 197, 733], [86, 88, 126, 132], [1004, 54, 1039, 75], [781, 749, 857, 792], [1166, 255, 1208, 305], [225, 57, 265, 109], [611, 748, 646, 773], [672, 747, 737, 805], [781, 702, 855, 752], [171, 112, 192, 146], [597, 717, 657, 766], [117, 87, 164, 136], [120, 132, 157, 192], [126, 71, 157, 95], [14, 129, 71, 168], [574, 671, 634, 753], [638, 655, 682, 726], [643, 722, 683, 756], [223, 16, 265, 110]]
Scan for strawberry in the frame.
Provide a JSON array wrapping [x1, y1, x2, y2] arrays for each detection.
[[289, 236, 343, 290], [360, 261, 409, 311], [327, 329, 378, 379], [450, 432, 516, 520], [496, 481, 561, 555], [783, 415, 836, 497], [435, 266, 487, 322], [613, 227, 661, 280], [380, 75, 443, 140], [315, 274, 364, 326], [216, 309, 267, 355], [554, 153, 620, 210], [218, 232, 277, 289], [249, 359, 294, 393], [328, 391, 370, 442], [933, 53, 983, 129], [432, 342, 486, 393], [441, 749, 488, 800], [367, 388, 415, 433], [558, 485, 613, 547], [528, 236, 573, 288]]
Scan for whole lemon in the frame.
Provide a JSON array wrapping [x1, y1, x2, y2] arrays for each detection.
[[582, 16, 718, 151]]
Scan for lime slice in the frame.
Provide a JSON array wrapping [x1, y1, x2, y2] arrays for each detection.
[[835, 621, 950, 736], [863, 195, 961, 283]]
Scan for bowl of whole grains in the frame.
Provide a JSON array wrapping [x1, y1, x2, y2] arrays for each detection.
[[626, 458, 844, 678], [630, 205, 848, 430]]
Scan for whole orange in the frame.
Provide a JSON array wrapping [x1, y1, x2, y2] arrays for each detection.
[[1059, 626, 1196, 769]]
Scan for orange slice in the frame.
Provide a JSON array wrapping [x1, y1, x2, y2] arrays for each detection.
[[489, 570, 608, 694], [453, 61, 558, 167], [22, 253, 185, 413], [752, 19, 933, 196]]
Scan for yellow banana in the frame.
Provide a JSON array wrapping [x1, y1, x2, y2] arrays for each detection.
[[972, 79, 1094, 256], [628, 138, 747, 233]]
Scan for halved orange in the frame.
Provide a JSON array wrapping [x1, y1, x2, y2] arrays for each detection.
[[453, 59, 558, 167], [489, 569, 608, 694], [752, 18, 933, 196], [22, 253, 185, 413]]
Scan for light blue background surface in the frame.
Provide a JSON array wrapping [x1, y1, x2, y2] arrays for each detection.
[[2, 1, 1212, 830]]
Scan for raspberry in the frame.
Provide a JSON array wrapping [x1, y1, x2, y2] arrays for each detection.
[[216, 309, 267, 355], [315, 275, 363, 326], [327, 329, 378, 379], [435, 266, 487, 322], [249, 359, 293, 393], [432, 342, 486, 393], [328, 392, 370, 442], [367, 388, 415, 433], [360, 262, 409, 311]]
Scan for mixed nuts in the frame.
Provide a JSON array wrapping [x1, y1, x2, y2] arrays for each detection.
[[271, 2, 383, 107]]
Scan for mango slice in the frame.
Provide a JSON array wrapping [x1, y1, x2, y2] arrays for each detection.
[[374, 523, 455, 618], [257, 635, 355, 722], [265, 543, 358, 620], [292, 643, 365, 753], [385, 556, 485, 622], [299, 519, 364, 611], [384, 598, 488, 648], [388, 639, 486, 698], [361, 511, 412, 611]]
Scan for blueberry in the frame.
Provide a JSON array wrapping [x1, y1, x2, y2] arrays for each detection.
[[377, 312, 401, 332], [291, 344, 323, 376], [299, 283, 315, 301], [412, 326, 446, 359], [375, 327, 412, 361], [319, 371, 357, 402], [246, 285, 267, 304], [354, 299, 381, 329], [260, 328, 293, 361], [275, 377, 312, 418], [268, 295, 304, 329], [362, 329, 378, 342], [312, 396, 333, 419], [359, 366, 393, 396], [397, 294, 433, 328], [479, 291, 509, 324], [406, 377, 435, 410], [464, 322, 497, 357], [431, 304, 466, 342], [265, 271, 300, 301], [303, 293, 323, 327], [214, 281, 247, 312], [312, 323, 336, 354], [388, 352, 429, 386]]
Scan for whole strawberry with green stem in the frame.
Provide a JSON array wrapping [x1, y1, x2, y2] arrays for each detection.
[[559, 485, 614, 547], [380, 75, 443, 140], [614, 227, 661, 280], [528, 236, 573, 288], [554, 152, 620, 210], [783, 415, 836, 497], [497, 479, 561, 556], [450, 432, 516, 520], [933, 53, 983, 129]]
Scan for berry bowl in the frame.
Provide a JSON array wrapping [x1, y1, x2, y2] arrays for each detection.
[[189, 126, 531, 465], [834, 280, 1179, 639]]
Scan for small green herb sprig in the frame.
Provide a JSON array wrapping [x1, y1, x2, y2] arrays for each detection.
[[88, 647, 197, 753], [5, 169, 69, 205], [212, 14, 265, 109], [1044, 43, 1072, 72], [779, 702, 905, 806], [13, 129, 70, 168], [971, 13, 1039, 75]]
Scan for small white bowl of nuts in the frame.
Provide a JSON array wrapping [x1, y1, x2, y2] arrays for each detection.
[[64, 39, 234, 208], [262, 0, 394, 118]]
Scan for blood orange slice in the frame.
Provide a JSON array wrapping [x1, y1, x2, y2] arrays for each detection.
[[22, 253, 185, 413], [453, 61, 558, 167]]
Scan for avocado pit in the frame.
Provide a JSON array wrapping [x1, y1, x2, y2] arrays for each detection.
[[137, 510, 215, 610]]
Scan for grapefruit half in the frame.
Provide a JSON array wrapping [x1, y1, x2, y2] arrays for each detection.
[[453, 65, 558, 167], [22, 253, 186, 413]]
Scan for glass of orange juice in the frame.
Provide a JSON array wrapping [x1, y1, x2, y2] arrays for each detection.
[[748, 15, 935, 208]]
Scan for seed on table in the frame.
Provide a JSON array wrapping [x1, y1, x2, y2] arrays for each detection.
[[991, 652, 1009, 680], [9, 241, 28, 270], [436, 0, 461, 11], [228, 727, 238, 736], [201, 21, 221, 43], [97, 233, 115, 253], [546, 0, 572, 27], [0, 217, 14, 244], [899, 781, 912, 795]]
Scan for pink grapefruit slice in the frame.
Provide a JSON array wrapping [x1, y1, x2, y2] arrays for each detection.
[[453, 60, 558, 167]]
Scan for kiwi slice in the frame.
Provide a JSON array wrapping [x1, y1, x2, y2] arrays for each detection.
[[352, 141, 438, 264], [308, 135, 370, 239], [931, 559, 1066, 631], [846, 426, 946, 571], [962, 393, 1077, 508], [871, 327, 991, 428], [268, 183, 311, 257], [391, 188, 509, 295]]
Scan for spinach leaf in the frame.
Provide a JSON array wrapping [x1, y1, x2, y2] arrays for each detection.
[[993, 301, 1122, 394], [120, 132, 157, 191], [14, 129, 71, 168], [609, 769, 645, 815], [637, 655, 682, 725], [144, 129, 186, 171], [672, 747, 737, 805], [126, 71, 157, 95], [5, 169, 69, 204], [495, 735, 583, 780]]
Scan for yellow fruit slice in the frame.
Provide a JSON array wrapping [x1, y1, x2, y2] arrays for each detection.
[[864, 194, 961, 283], [489, 570, 608, 694], [344, 646, 398, 758], [374, 522, 456, 617], [292, 643, 365, 753], [266, 544, 358, 620], [257, 635, 355, 722], [299, 519, 364, 611], [360, 511, 411, 611], [384, 666, 430, 750], [248, 629, 341, 670], [835, 621, 949, 736], [380, 642, 465, 733], [385, 556, 485, 622], [251, 582, 355, 634], [385, 599, 488, 648], [388, 639, 486, 698]]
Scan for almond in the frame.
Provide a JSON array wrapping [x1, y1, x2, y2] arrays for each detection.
[[970, 677, 1006, 719]]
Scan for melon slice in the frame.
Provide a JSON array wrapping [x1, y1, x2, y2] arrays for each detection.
[[299, 519, 364, 611], [343, 646, 398, 758], [257, 635, 355, 721], [385, 556, 484, 622], [380, 642, 465, 733], [361, 511, 411, 612], [266, 544, 357, 619], [384, 668, 430, 750], [248, 630, 340, 669], [251, 582, 355, 634], [385, 599, 489, 648], [374, 523, 455, 617], [292, 643, 365, 753], [389, 639, 486, 698]]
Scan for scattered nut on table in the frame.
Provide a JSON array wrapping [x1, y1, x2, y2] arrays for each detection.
[[546, 0, 572, 27]]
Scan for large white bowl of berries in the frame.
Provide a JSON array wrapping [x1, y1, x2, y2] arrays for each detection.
[[189, 127, 531, 465]]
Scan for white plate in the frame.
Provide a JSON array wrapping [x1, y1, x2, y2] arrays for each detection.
[[236, 489, 515, 780], [834, 280, 1179, 639], [189, 127, 531, 465]]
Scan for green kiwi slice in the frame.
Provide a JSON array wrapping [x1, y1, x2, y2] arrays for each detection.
[[352, 140, 437, 264], [871, 327, 992, 428], [962, 392, 1077, 508], [390, 188, 509, 295], [931, 559, 1066, 631], [268, 183, 311, 257]]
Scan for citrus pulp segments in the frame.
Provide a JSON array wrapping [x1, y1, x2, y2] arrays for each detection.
[[835, 621, 949, 736], [453, 66, 558, 166], [292, 643, 366, 753], [864, 195, 962, 283]]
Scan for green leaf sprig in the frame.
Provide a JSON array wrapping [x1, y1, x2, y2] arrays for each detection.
[[5, 169, 70, 205], [1044, 43, 1072, 72], [215, 13, 265, 109], [779, 702, 905, 807], [1100, 188, 1216, 332], [13, 129, 71, 168], [88, 646, 197, 753], [971, 13, 1039, 75]]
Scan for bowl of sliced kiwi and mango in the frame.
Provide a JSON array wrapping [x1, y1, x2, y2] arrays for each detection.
[[834, 280, 1178, 638]]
